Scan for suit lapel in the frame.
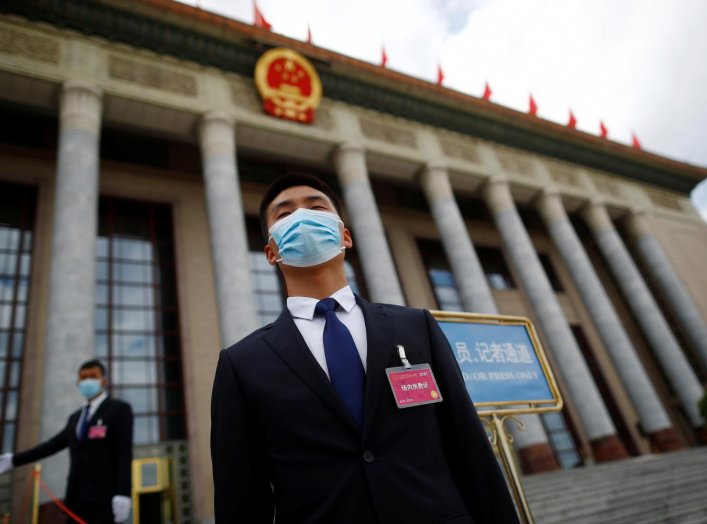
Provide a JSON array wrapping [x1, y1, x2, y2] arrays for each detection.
[[357, 297, 395, 441], [69, 409, 81, 446], [90, 397, 109, 424], [264, 309, 359, 432]]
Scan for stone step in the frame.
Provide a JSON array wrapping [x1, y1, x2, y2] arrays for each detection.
[[525, 466, 706, 511], [549, 479, 707, 524], [529, 482, 706, 523], [523, 450, 707, 494], [517, 448, 707, 524], [524, 449, 707, 485]]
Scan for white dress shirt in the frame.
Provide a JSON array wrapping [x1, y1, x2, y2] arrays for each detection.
[[287, 285, 368, 378]]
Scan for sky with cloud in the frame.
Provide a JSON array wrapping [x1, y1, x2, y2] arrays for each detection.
[[181, 0, 707, 219]]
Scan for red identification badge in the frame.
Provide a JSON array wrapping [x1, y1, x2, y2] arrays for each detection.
[[88, 425, 107, 439], [385, 345, 442, 409]]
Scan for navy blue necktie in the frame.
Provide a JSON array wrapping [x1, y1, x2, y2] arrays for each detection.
[[315, 298, 365, 428], [77, 405, 90, 443]]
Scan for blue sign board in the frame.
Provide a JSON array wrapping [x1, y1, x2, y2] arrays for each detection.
[[437, 318, 557, 408]]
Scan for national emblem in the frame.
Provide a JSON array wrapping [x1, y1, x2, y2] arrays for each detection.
[[254, 48, 322, 124]]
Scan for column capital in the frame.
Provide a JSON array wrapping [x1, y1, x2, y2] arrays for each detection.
[[540, 186, 561, 197], [336, 141, 365, 156], [202, 110, 235, 126], [60, 80, 102, 134], [199, 111, 236, 158], [333, 142, 367, 185], [625, 207, 652, 239], [535, 188, 567, 224], [424, 160, 448, 172], [418, 162, 452, 203], [63, 80, 102, 98], [482, 176, 514, 214], [581, 199, 614, 233]]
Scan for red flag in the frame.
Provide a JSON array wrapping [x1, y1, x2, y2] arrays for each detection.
[[482, 82, 492, 100], [253, 0, 272, 30], [567, 110, 577, 129], [528, 94, 538, 116], [380, 46, 388, 67], [599, 120, 608, 138], [631, 132, 642, 149], [437, 64, 444, 86], [306, 24, 312, 44]]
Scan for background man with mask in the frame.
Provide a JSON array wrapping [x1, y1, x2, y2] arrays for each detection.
[[0, 359, 133, 523], [211, 173, 518, 524]]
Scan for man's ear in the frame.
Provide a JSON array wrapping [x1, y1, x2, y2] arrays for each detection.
[[343, 227, 353, 249], [264, 242, 279, 266]]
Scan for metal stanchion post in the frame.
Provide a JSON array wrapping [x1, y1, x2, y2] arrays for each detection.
[[484, 414, 534, 524], [31, 464, 41, 524]]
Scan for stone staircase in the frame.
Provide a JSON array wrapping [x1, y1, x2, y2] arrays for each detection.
[[522, 447, 707, 523]]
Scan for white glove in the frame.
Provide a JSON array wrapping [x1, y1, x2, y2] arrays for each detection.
[[112, 495, 131, 523], [0, 453, 13, 475]]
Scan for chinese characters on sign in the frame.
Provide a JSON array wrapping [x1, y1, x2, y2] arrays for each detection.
[[455, 341, 533, 364], [436, 319, 556, 407]]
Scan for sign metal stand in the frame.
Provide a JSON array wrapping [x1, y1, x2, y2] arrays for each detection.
[[432, 311, 565, 524]]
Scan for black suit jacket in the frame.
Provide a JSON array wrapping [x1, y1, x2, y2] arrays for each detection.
[[13, 397, 133, 507], [211, 297, 519, 524]]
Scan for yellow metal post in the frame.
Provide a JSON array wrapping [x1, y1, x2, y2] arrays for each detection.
[[31, 464, 41, 524], [487, 414, 534, 524]]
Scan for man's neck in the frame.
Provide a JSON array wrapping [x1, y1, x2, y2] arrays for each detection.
[[87, 390, 107, 405], [283, 264, 348, 300]]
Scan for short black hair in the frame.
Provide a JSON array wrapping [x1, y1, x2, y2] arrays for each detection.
[[79, 359, 106, 376], [258, 173, 342, 240]]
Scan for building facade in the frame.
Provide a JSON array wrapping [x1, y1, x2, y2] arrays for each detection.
[[0, 0, 706, 522]]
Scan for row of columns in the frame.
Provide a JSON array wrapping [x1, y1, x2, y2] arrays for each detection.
[[539, 192, 683, 450], [42, 81, 706, 505], [419, 167, 556, 469], [484, 178, 627, 463], [420, 164, 707, 469]]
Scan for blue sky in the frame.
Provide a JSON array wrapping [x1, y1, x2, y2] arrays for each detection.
[[182, 0, 707, 219]]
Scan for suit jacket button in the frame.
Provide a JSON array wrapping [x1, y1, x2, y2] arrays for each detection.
[[363, 450, 375, 463]]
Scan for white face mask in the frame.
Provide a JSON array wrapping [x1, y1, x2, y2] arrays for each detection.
[[268, 208, 345, 267]]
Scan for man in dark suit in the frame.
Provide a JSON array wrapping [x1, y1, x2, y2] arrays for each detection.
[[0, 359, 133, 523], [211, 174, 518, 524]]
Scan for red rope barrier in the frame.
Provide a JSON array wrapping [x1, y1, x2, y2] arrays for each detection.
[[32, 470, 88, 524]]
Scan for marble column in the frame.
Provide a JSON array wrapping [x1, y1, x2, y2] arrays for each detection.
[[41, 80, 103, 497], [537, 190, 683, 451], [199, 112, 259, 346], [625, 209, 707, 374], [484, 178, 627, 461], [582, 201, 705, 437], [419, 164, 557, 471], [418, 162, 496, 313], [333, 143, 405, 305]]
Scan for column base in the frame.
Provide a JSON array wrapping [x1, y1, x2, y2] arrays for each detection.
[[590, 434, 629, 462], [518, 442, 561, 473], [647, 427, 686, 452], [694, 426, 707, 445]]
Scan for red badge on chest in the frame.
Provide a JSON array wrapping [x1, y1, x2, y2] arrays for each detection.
[[386, 361, 443, 409], [88, 425, 108, 439]]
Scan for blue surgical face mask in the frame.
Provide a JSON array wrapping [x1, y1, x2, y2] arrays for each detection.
[[78, 378, 102, 400], [268, 208, 345, 267]]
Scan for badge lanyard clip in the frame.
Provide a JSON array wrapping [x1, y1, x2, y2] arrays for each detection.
[[396, 345, 412, 369]]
